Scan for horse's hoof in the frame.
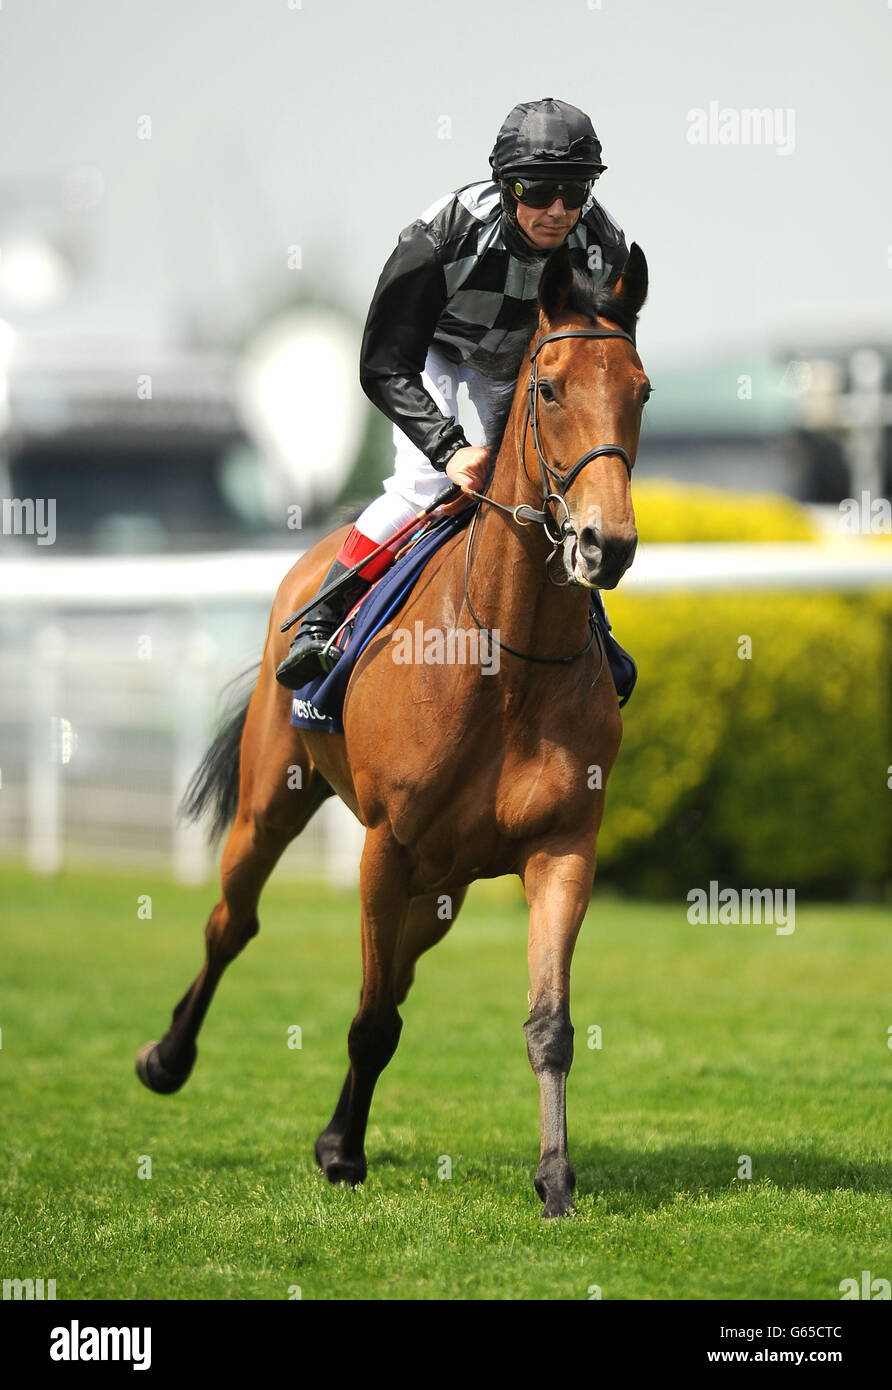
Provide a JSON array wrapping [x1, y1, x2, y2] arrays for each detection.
[[135, 1040, 195, 1095], [323, 1159, 366, 1188], [536, 1168, 577, 1218], [541, 1196, 578, 1219], [315, 1134, 366, 1187], [535, 1156, 577, 1218]]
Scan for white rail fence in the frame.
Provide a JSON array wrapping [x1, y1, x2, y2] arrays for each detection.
[[2, 541, 890, 885]]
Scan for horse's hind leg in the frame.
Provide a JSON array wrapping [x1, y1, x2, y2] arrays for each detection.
[[136, 682, 330, 1093], [315, 855, 466, 1186], [136, 792, 323, 1093]]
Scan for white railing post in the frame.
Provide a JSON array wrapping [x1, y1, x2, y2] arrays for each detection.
[[319, 795, 364, 890], [27, 621, 63, 874], [845, 348, 886, 502], [172, 613, 215, 885]]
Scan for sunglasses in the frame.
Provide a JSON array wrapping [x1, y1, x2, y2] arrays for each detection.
[[508, 177, 592, 209]]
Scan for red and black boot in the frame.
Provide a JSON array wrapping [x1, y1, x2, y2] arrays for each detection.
[[274, 529, 397, 689]]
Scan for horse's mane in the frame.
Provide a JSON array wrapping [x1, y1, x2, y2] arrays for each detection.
[[483, 261, 639, 459], [484, 384, 521, 458]]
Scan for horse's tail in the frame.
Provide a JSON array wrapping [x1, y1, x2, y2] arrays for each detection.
[[178, 663, 260, 843]]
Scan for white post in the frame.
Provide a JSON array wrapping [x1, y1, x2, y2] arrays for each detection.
[[27, 621, 63, 874], [172, 612, 215, 885], [319, 794, 364, 889], [844, 348, 886, 501]]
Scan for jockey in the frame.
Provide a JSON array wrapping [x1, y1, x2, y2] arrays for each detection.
[[276, 96, 628, 689]]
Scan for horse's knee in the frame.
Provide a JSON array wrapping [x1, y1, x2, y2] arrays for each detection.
[[348, 1007, 403, 1073], [524, 1008, 574, 1075]]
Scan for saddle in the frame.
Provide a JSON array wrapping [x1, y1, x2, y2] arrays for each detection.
[[289, 506, 637, 734]]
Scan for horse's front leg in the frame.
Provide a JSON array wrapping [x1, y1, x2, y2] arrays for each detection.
[[520, 835, 596, 1219]]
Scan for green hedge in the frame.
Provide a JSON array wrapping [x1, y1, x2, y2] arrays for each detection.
[[595, 486, 891, 895], [599, 591, 890, 895]]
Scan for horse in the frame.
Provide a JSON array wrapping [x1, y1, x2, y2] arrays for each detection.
[[136, 241, 649, 1218]]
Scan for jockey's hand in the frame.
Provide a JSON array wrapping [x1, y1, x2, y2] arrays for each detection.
[[445, 445, 490, 498]]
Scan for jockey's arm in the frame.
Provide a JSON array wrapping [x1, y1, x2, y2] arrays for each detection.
[[359, 219, 470, 473]]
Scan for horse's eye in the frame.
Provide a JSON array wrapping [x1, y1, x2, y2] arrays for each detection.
[[539, 380, 556, 403], [641, 383, 653, 406]]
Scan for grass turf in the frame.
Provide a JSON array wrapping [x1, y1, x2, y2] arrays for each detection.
[[0, 865, 889, 1300]]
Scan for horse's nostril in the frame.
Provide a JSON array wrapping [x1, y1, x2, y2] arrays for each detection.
[[578, 529, 637, 576], [579, 526, 603, 561]]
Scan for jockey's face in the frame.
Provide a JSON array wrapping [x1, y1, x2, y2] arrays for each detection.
[[514, 195, 581, 250]]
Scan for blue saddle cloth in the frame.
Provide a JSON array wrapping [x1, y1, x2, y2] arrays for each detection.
[[289, 506, 637, 733]]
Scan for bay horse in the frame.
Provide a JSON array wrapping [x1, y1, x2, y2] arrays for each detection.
[[136, 242, 649, 1218]]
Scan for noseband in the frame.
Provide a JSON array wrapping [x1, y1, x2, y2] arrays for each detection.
[[463, 323, 638, 666]]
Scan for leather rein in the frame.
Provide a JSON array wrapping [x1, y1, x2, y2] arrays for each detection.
[[463, 324, 636, 666]]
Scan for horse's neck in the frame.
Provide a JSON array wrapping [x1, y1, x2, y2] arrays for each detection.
[[465, 383, 591, 664]]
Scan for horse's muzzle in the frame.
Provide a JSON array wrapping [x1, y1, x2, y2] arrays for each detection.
[[574, 526, 638, 589]]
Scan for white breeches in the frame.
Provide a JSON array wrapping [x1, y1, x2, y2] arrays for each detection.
[[354, 347, 515, 543]]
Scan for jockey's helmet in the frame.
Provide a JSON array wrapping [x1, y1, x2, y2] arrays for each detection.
[[490, 98, 606, 232], [489, 97, 606, 182]]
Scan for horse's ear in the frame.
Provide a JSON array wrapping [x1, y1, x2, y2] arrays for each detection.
[[608, 242, 648, 319], [538, 244, 573, 325]]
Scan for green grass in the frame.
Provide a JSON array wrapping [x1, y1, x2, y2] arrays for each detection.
[[0, 865, 889, 1300]]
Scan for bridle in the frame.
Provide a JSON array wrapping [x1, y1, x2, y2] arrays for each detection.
[[463, 323, 637, 666], [527, 326, 635, 510]]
